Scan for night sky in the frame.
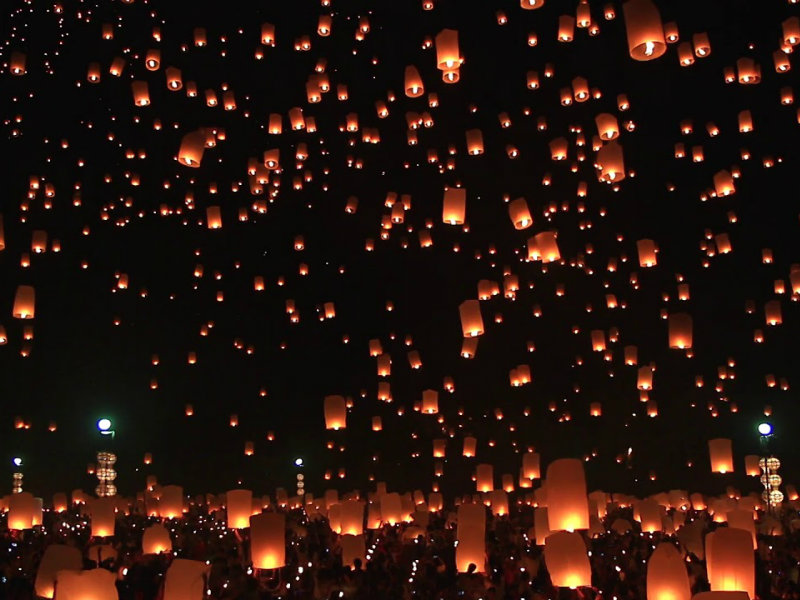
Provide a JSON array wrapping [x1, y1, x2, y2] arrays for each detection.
[[2, 0, 799, 500]]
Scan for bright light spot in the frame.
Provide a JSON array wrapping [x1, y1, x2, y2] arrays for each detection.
[[97, 418, 112, 431]]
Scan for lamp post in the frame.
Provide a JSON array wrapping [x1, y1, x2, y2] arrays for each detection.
[[96, 418, 117, 497], [11, 457, 23, 494], [294, 457, 305, 498], [758, 422, 783, 515]]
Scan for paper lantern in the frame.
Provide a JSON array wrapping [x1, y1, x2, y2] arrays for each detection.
[[324, 395, 347, 429], [638, 365, 654, 390], [705, 528, 755, 597], [623, 0, 666, 60], [340, 534, 366, 569], [529, 231, 561, 262], [522, 452, 541, 479], [340, 499, 364, 535], [12, 285, 35, 319], [52, 493, 68, 513], [713, 170, 735, 196], [435, 29, 462, 70], [8, 491, 34, 530], [544, 531, 591, 588], [765, 300, 782, 326], [89, 497, 116, 537], [226, 489, 253, 529], [463, 436, 477, 457], [404, 65, 424, 97], [206, 206, 222, 229], [10, 51, 27, 75], [142, 523, 172, 554], [459, 300, 484, 337], [638, 499, 663, 533], [456, 503, 486, 572], [164, 559, 209, 600], [178, 131, 205, 167], [546, 459, 589, 532], [158, 485, 183, 519], [637, 239, 658, 267], [647, 543, 691, 600], [476, 464, 494, 492], [596, 113, 620, 140], [35, 545, 82, 598], [443, 188, 466, 225], [508, 198, 533, 229], [465, 129, 484, 155], [380, 492, 403, 525], [250, 512, 285, 569], [669, 313, 693, 349], [744, 455, 760, 477], [596, 141, 626, 182], [709, 438, 734, 473], [54, 569, 117, 600]]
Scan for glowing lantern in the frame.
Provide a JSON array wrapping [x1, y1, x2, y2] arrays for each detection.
[[131, 81, 150, 106], [705, 528, 755, 597], [443, 188, 466, 224], [744, 455, 760, 477], [476, 464, 494, 492], [250, 513, 285, 568], [544, 531, 591, 588], [714, 170, 735, 196], [637, 365, 654, 390], [324, 395, 347, 429], [668, 313, 693, 349], [164, 559, 209, 600], [465, 129, 484, 155], [8, 492, 35, 530], [435, 29, 462, 71], [10, 51, 27, 75], [456, 503, 486, 572], [340, 500, 364, 535], [558, 15, 575, 42], [35, 545, 82, 598], [765, 300, 782, 326], [159, 485, 184, 519], [647, 543, 691, 600], [459, 300, 484, 337], [463, 436, 477, 457], [637, 239, 658, 267], [178, 131, 205, 167], [529, 231, 561, 262], [206, 206, 222, 229], [727, 510, 757, 549], [595, 113, 620, 140], [226, 489, 253, 529], [89, 497, 116, 537], [623, 0, 666, 60], [509, 198, 533, 229], [13, 285, 35, 319], [546, 459, 589, 531], [142, 524, 172, 554], [422, 390, 439, 414], [736, 58, 761, 84], [596, 141, 626, 182], [709, 438, 734, 473], [534, 507, 550, 545], [404, 66, 424, 97], [54, 569, 117, 600]]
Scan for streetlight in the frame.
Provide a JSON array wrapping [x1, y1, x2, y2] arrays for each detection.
[[95, 417, 117, 497], [294, 458, 304, 497], [11, 457, 23, 493], [757, 422, 783, 514]]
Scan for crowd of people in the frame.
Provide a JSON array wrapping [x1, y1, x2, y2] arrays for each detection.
[[0, 492, 799, 600]]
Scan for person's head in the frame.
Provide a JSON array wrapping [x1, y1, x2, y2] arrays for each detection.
[[353, 558, 362, 570], [467, 563, 477, 574]]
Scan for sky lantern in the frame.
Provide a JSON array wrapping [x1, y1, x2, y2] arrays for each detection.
[[520, 0, 545, 8], [765, 300, 782, 326], [595, 113, 620, 140], [459, 300, 484, 337], [250, 513, 285, 569], [164, 559, 209, 600], [340, 499, 364, 535], [465, 129, 484, 155], [668, 313, 693, 349], [443, 188, 466, 224], [35, 545, 82, 599], [422, 389, 439, 414], [744, 455, 760, 477], [623, 0, 667, 60], [463, 436, 477, 457], [159, 485, 184, 519], [324, 395, 347, 429], [522, 452, 541, 479], [89, 497, 116, 537], [726, 509, 757, 549], [226, 489, 253, 529], [637, 239, 658, 267], [544, 531, 591, 588], [736, 57, 761, 84], [54, 569, 117, 600], [206, 206, 222, 229], [380, 492, 403, 525], [476, 463, 494, 492], [647, 543, 691, 600], [8, 492, 35, 530], [596, 141, 626, 182], [405, 66, 424, 97], [529, 231, 561, 262], [709, 438, 734, 473], [131, 81, 150, 106], [142, 523, 172, 554], [178, 131, 205, 167], [705, 528, 755, 597], [10, 51, 27, 75], [637, 365, 653, 390], [546, 459, 589, 532], [435, 29, 463, 75], [13, 285, 35, 319], [638, 498, 663, 532], [508, 198, 533, 229], [456, 503, 486, 572], [713, 170, 735, 196]]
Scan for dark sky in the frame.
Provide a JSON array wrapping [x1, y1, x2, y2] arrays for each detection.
[[1, 0, 799, 501]]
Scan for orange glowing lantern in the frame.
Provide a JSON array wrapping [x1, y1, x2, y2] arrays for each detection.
[[546, 459, 589, 532], [544, 531, 591, 588]]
